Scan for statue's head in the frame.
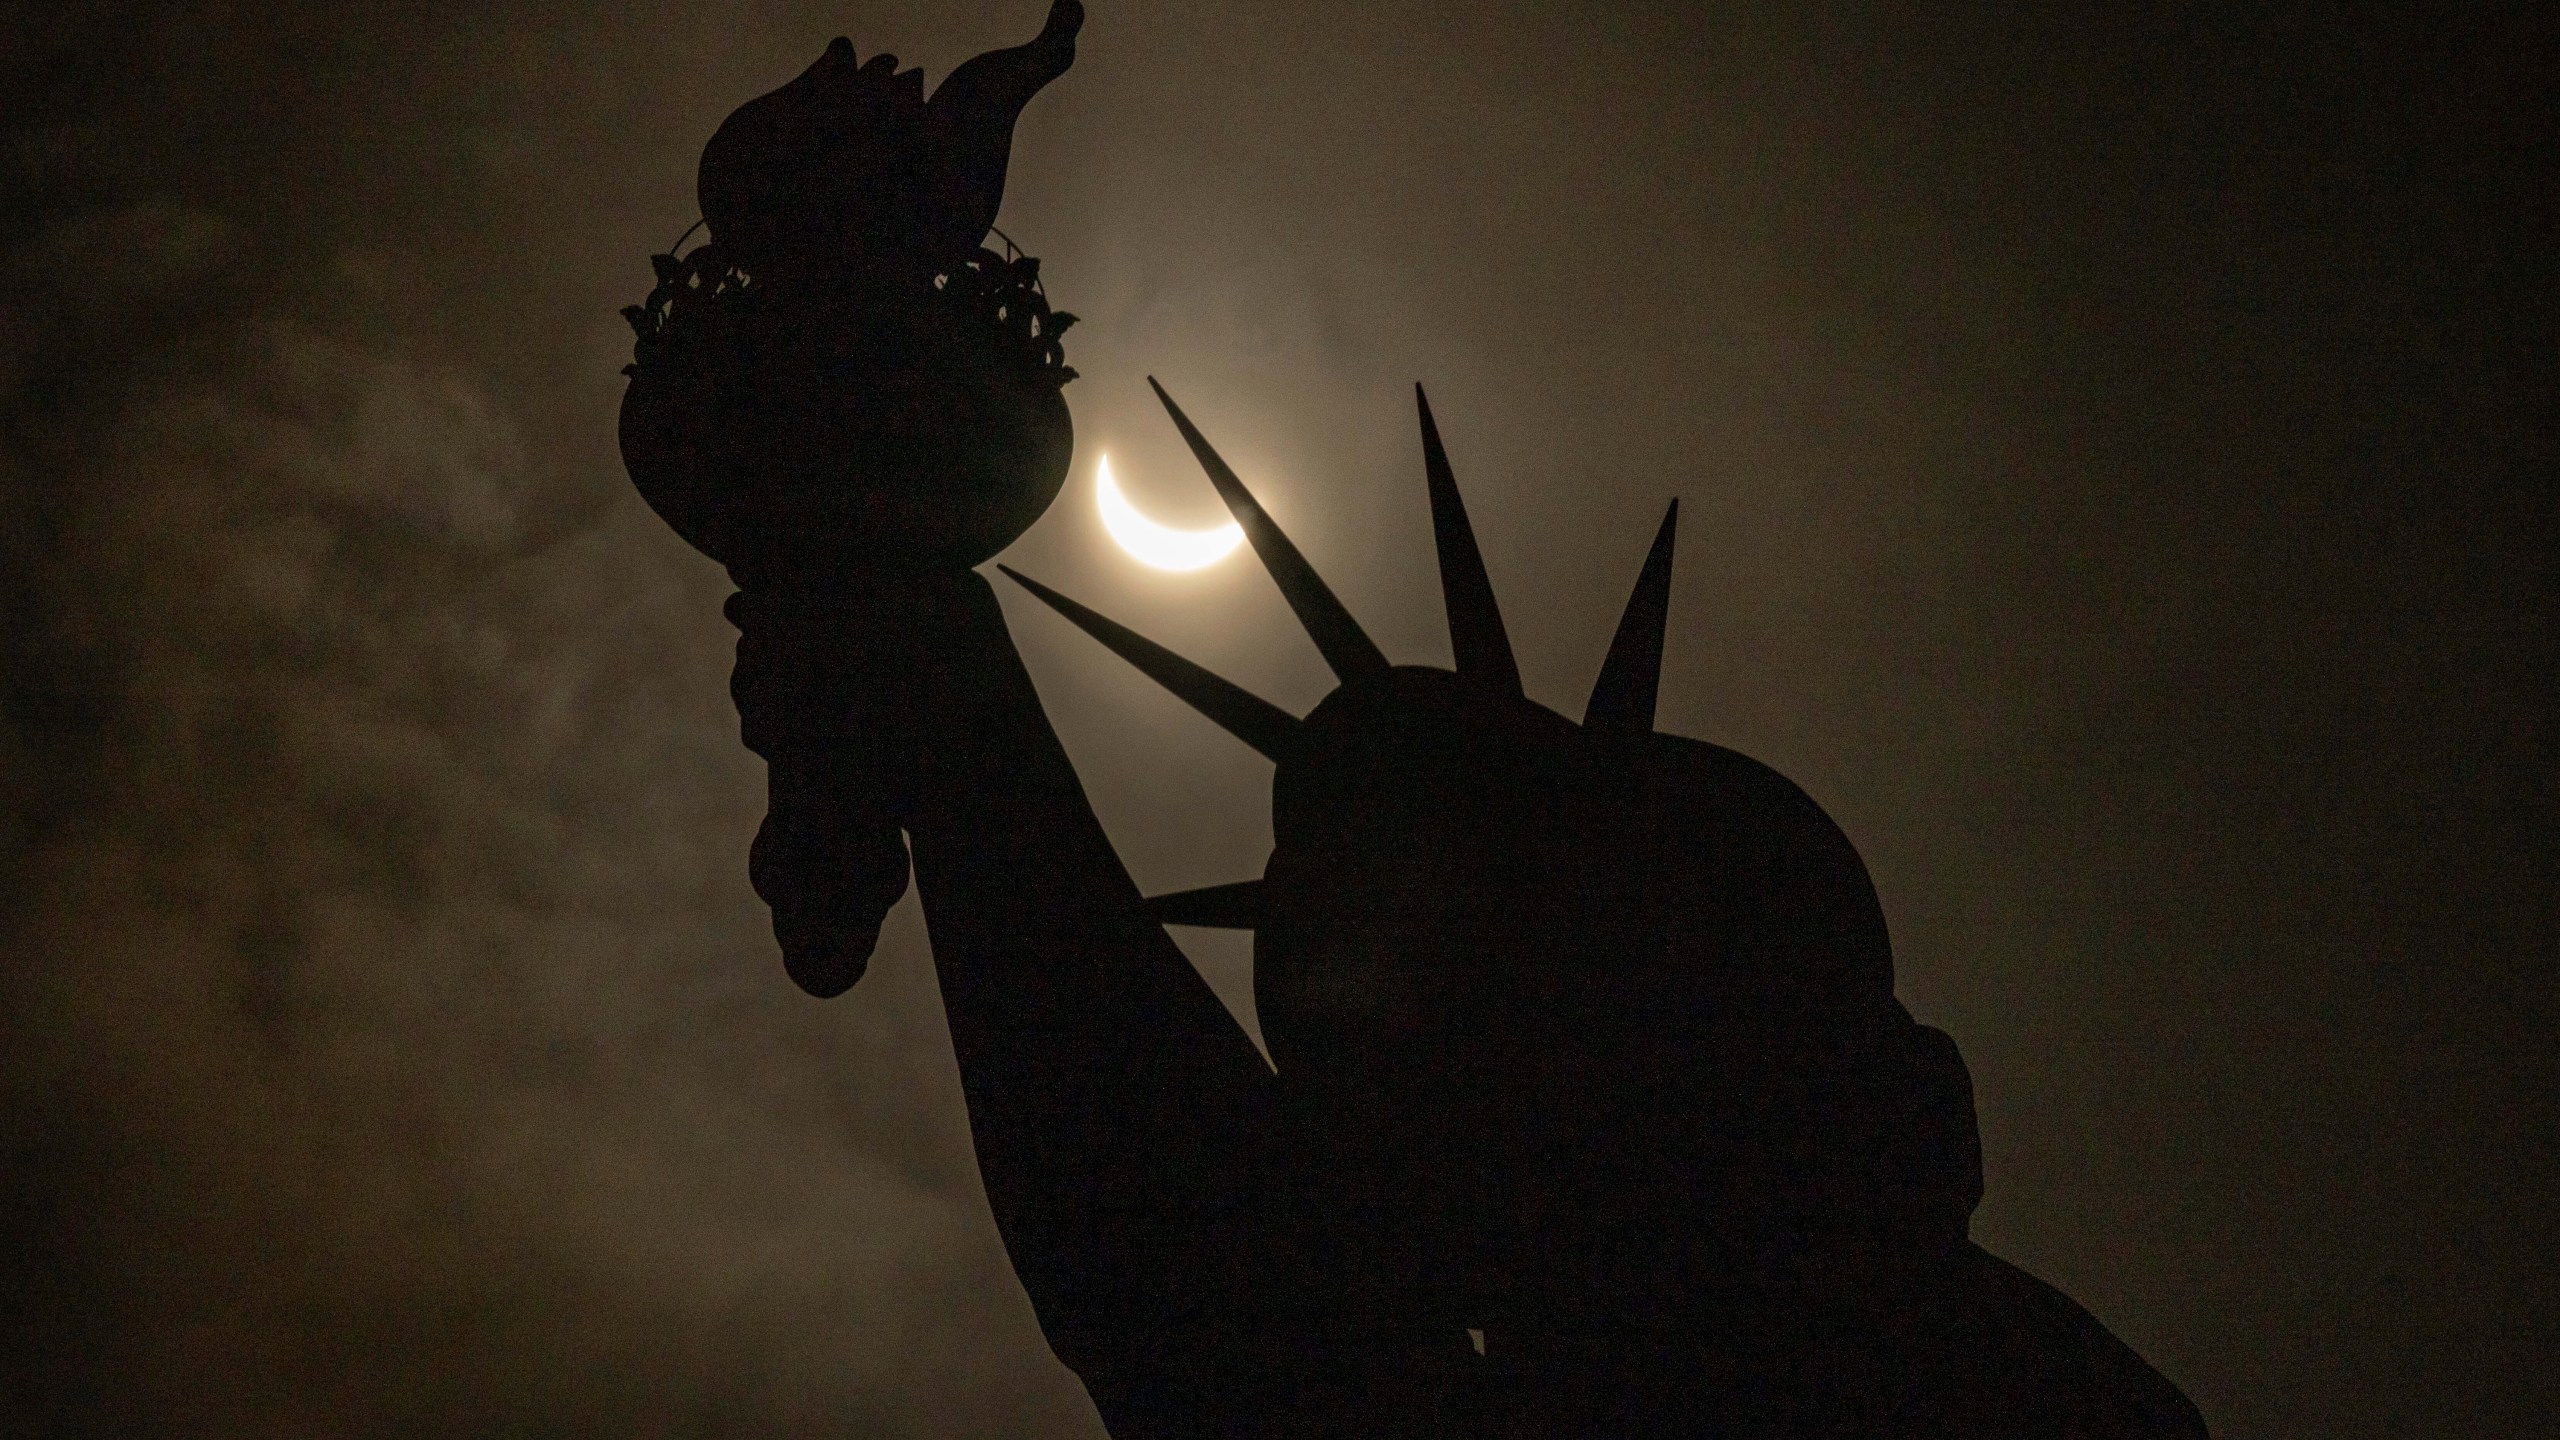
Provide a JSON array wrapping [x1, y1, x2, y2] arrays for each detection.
[[1004, 381, 1973, 1325]]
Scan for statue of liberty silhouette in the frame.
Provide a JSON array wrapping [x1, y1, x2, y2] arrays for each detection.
[[620, 5, 2209, 1434]]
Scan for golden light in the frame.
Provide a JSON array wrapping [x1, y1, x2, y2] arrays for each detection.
[[1096, 454, 1243, 571]]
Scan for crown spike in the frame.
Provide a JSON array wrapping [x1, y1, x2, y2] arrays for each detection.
[[1145, 879, 1264, 930], [1147, 378, 1391, 683], [1582, 500, 1678, 734], [999, 567, 1300, 762], [1416, 385, 1521, 695]]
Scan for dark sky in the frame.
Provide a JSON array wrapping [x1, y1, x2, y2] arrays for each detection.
[[3, 2, 2551, 1436]]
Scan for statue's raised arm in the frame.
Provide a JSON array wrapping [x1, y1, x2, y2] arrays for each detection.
[[619, 7, 1335, 1433]]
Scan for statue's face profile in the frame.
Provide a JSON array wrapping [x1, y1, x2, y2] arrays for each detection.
[[1253, 665, 1906, 1313], [1256, 668, 1620, 1297]]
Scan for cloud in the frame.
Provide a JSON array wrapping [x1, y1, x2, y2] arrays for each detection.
[[0, 11, 1098, 1433]]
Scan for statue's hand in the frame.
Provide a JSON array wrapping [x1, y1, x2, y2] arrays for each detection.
[[752, 752, 909, 998], [728, 585, 965, 997]]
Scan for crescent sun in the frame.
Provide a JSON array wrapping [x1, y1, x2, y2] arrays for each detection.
[[1097, 454, 1245, 571]]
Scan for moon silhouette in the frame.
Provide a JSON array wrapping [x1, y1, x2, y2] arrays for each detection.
[[1096, 454, 1244, 571]]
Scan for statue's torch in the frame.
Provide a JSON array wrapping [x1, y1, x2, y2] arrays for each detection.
[[617, 4, 1085, 994]]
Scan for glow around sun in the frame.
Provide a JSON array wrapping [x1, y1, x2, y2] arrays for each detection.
[[1096, 454, 1244, 571]]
